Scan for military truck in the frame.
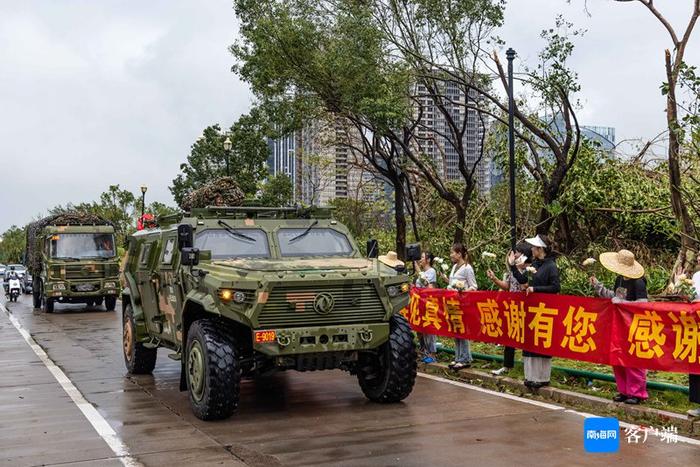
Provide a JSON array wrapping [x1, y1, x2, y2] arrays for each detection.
[[121, 206, 417, 420], [26, 214, 121, 313]]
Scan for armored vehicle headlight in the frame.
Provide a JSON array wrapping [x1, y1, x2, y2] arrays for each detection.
[[104, 281, 117, 289], [219, 289, 234, 301], [233, 291, 247, 303], [387, 285, 399, 298], [52, 283, 66, 291], [401, 283, 410, 293]]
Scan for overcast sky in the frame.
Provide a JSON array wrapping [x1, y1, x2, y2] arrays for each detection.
[[1, 0, 698, 233]]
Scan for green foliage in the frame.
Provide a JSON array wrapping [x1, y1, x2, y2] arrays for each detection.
[[0, 226, 26, 264], [258, 173, 293, 207], [171, 111, 270, 206], [330, 197, 393, 248]]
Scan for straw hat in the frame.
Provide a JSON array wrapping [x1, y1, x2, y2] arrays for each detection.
[[599, 249, 645, 279], [378, 251, 405, 268]]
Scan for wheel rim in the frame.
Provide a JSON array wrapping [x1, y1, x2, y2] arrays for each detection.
[[123, 319, 133, 362], [188, 340, 205, 402]]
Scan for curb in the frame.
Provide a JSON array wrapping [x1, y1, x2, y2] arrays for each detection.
[[421, 361, 700, 437]]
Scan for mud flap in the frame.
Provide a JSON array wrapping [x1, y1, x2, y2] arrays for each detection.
[[180, 360, 187, 391]]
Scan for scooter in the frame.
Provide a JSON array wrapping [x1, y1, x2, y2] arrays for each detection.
[[7, 276, 21, 302]]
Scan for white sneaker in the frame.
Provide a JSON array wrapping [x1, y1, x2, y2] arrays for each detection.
[[491, 367, 509, 376]]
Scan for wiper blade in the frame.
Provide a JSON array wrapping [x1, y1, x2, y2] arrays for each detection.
[[218, 220, 256, 242], [54, 257, 81, 262], [289, 220, 319, 243]]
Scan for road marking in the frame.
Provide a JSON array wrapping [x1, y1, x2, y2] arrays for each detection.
[[0, 302, 142, 466], [419, 372, 700, 447]]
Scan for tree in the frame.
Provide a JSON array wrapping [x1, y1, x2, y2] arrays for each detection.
[[0, 226, 26, 264], [170, 111, 270, 206], [613, 0, 700, 270], [258, 173, 294, 206]]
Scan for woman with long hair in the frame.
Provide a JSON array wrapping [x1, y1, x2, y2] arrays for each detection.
[[443, 243, 477, 370]]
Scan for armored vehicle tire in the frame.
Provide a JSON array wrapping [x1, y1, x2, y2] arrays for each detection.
[[357, 314, 417, 403], [95, 297, 104, 306], [105, 296, 117, 312], [185, 320, 241, 421], [33, 283, 42, 308], [122, 304, 157, 374]]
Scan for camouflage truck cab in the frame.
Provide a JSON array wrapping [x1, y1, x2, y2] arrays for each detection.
[[121, 206, 417, 420], [28, 221, 121, 313]]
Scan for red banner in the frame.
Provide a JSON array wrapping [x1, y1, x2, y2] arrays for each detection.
[[405, 289, 700, 374]]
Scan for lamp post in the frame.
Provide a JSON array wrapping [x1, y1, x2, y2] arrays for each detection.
[[223, 137, 232, 177], [140, 185, 148, 221], [504, 47, 517, 370]]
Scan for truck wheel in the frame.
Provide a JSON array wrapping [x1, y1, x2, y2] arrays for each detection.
[[105, 296, 117, 312], [95, 297, 104, 307], [185, 320, 240, 421], [123, 303, 157, 374], [357, 314, 417, 403], [33, 282, 42, 308], [43, 297, 54, 313]]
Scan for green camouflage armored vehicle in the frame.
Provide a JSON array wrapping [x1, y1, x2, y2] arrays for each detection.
[[121, 206, 417, 420], [26, 214, 121, 313]]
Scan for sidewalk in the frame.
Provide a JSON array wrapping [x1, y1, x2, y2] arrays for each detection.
[[0, 303, 123, 467]]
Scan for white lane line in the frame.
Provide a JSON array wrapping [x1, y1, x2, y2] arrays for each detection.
[[419, 372, 700, 447], [0, 302, 142, 467]]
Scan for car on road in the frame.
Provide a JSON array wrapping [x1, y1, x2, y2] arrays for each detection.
[[22, 273, 33, 294], [121, 206, 418, 421], [0, 264, 6, 277]]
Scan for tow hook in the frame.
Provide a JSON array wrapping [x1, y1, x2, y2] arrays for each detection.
[[277, 333, 291, 347], [359, 328, 373, 343]]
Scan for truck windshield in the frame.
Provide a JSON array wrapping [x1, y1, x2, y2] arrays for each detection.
[[50, 233, 116, 259], [195, 229, 270, 259], [277, 228, 353, 257]]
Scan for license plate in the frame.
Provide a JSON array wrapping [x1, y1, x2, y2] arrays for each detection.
[[76, 284, 95, 292], [254, 330, 276, 343]]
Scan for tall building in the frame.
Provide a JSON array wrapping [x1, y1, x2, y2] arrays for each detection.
[[413, 80, 492, 193], [266, 118, 386, 206], [581, 125, 616, 151]]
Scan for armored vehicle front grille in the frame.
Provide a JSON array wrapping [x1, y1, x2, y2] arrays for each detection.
[[64, 264, 105, 280], [257, 283, 386, 328]]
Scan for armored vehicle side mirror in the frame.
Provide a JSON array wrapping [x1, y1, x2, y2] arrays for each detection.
[[405, 243, 422, 262], [367, 239, 379, 259], [177, 224, 193, 250], [181, 247, 200, 266]]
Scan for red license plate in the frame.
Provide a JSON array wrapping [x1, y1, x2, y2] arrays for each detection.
[[254, 330, 276, 343]]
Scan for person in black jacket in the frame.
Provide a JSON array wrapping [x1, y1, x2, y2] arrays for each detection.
[[521, 234, 560, 389]]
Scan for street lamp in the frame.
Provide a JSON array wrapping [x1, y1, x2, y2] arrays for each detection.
[[223, 136, 232, 177], [140, 185, 148, 220]]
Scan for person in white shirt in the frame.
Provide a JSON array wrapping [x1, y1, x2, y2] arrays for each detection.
[[415, 251, 438, 363], [440, 243, 477, 370]]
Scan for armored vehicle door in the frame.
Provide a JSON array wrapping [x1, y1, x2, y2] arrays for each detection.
[[134, 240, 163, 335], [155, 234, 182, 342]]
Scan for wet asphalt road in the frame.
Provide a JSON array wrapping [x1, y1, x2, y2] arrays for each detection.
[[1, 293, 700, 467]]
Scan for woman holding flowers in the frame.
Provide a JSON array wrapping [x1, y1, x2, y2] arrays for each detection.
[[589, 249, 648, 405], [442, 243, 477, 370]]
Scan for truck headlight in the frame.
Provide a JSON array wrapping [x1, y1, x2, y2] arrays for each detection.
[[52, 283, 66, 291], [104, 282, 117, 289], [387, 283, 410, 298], [218, 289, 247, 304]]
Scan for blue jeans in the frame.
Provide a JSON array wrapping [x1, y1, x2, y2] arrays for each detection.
[[454, 339, 472, 363], [420, 333, 436, 354]]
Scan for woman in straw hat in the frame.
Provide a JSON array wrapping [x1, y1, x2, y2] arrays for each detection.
[[521, 234, 560, 389], [589, 249, 649, 405]]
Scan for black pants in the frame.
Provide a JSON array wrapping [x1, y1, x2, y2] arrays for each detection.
[[691, 374, 700, 404]]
